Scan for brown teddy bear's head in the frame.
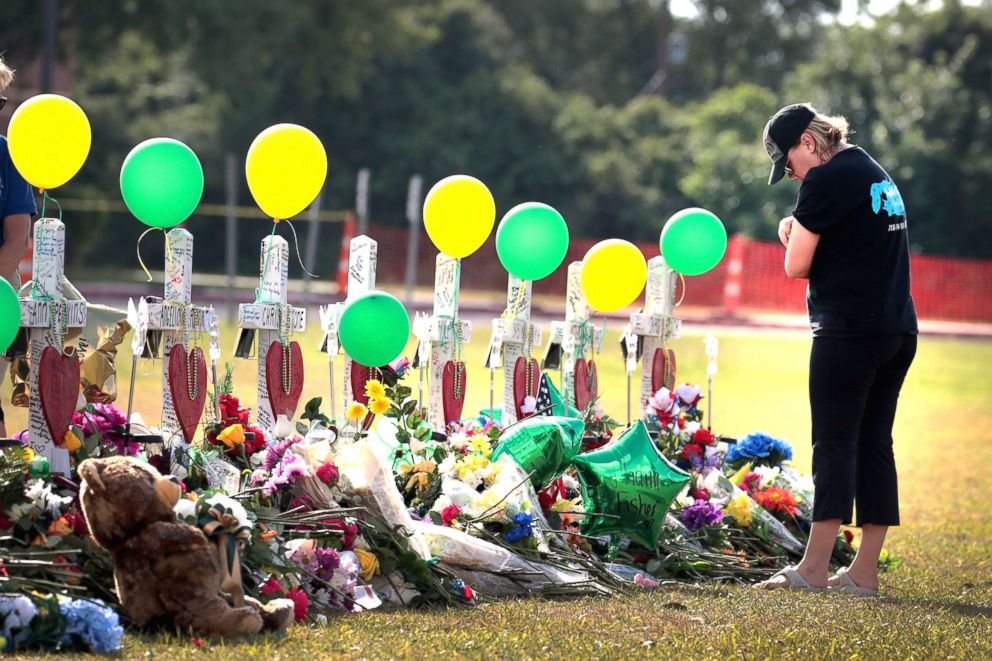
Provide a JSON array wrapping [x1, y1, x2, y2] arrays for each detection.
[[78, 456, 183, 551]]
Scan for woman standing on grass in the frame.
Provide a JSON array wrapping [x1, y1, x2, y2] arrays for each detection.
[[757, 103, 918, 595]]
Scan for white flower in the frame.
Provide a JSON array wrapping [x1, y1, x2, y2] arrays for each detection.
[[520, 395, 537, 415], [437, 455, 458, 478], [684, 420, 702, 434], [409, 438, 427, 456], [752, 465, 781, 489], [0, 595, 38, 642], [447, 432, 469, 452], [561, 474, 579, 492]]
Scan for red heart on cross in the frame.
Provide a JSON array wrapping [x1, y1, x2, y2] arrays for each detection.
[[167, 343, 207, 443], [651, 347, 677, 393], [442, 360, 467, 425], [574, 357, 598, 412], [37, 346, 80, 444], [349, 362, 380, 430], [265, 341, 304, 421], [512, 356, 540, 420]]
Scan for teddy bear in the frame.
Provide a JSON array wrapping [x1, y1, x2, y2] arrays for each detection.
[[77, 456, 294, 636]]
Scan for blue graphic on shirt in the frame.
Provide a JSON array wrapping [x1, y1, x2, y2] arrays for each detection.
[[870, 180, 905, 217]]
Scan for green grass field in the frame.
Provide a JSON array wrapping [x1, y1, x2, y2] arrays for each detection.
[[6, 324, 992, 659]]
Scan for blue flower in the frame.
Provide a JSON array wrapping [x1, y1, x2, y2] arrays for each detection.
[[59, 599, 123, 654], [724, 432, 793, 467], [504, 512, 535, 543]]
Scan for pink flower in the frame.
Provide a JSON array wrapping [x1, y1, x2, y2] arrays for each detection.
[[441, 504, 462, 527], [675, 384, 703, 410], [287, 587, 309, 622]]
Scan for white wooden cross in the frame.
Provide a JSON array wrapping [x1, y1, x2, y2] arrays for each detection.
[[237, 234, 306, 430], [544, 261, 603, 409], [318, 235, 377, 424], [427, 254, 471, 433], [629, 256, 681, 418], [18, 218, 86, 476], [144, 229, 212, 450], [486, 276, 543, 425]]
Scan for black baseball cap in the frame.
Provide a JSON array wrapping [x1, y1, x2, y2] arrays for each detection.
[[763, 103, 815, 184]]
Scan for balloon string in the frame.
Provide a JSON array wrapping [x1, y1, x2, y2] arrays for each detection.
[[284, 219, 318, 279], [136, 227, 165, 283], [675, 273, 686, 307], [254, 224, 278, 303]]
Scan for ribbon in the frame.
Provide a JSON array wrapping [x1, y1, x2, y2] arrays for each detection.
[[135, 227, 177, 284]]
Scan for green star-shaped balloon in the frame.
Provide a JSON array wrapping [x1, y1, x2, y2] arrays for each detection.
[[572, 420, 690, 548], [492, 415, 585, 488]]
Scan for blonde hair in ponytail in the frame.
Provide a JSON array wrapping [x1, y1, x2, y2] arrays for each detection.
[[0, 56, 14, 90], [804, 111, 850, 159]]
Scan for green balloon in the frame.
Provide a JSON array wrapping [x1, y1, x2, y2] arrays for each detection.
[[492, 416, 585, 488], [496, 202, 569, 281], [544, 374, 581, 419], [338, 290, 410, 368], [572, 420, 690, 548], [120, 138, 204, 228], [0, 276, 20, 354], [659, 207, 728, 276]]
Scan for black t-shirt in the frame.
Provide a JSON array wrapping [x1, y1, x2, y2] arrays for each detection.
[[793, 146, 918, 337]]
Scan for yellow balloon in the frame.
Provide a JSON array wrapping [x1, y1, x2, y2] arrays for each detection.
[[245, 124, 327, 220], [7, 94, 91, 190], [580, 239, 647, 313], [423, 175, 496, 258]]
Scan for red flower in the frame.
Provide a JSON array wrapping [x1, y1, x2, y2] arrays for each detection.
[[537, 478, 565, 511], [462, 584, 475, 604], [679, 443, 704, 461], [244, 426, 266, 454], [692, 428, 716, 446], [316, 463, 339, 486], [287, 587, 309, 622], [692, 488, 710, 501], [843, 530, 854, 544], [64, 510, 89, 536], [677, 417, 686, 430], [322, 518, 358, 550], [190, 637, 206, 649], [441, 504, 463, 527], [220, 394, 250, 426], [740, 472, 762, 495], [753, 487, 798, 518], [260, 576, 285, 596]]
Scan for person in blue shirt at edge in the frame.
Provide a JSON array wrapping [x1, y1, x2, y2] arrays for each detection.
[[756, 103, 918, 596], [0, 56, 38, 439]]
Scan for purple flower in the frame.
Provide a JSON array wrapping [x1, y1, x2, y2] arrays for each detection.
[[264, 437, 298, 471], [261, 452, 308, 496], [680, 499, 725, 530], [72, 403, 138, 456]]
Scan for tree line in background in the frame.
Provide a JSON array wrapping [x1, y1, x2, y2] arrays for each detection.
[[2, 0, 990, 270]]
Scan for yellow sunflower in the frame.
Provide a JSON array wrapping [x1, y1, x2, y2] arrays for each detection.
[[346, 401, 369, 421], [365, 380, 386, 401]]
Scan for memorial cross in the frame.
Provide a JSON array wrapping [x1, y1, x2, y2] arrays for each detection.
[[543, 262, 602, 412], [628, 256, 681, 419], [318, 235, 377, 424], [18, 218, 87, 476], [143, 229, 213, 453], [486, 276, 543, 425], [236, 234, 306, 431], [427, 254, 471, 433]]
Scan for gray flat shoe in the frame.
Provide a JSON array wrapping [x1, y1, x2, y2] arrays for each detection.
[[828, 567, 880, 597], [755, 565, 826, 592]]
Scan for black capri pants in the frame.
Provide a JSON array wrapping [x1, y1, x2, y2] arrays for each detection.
[[809, 332, 917, 527]]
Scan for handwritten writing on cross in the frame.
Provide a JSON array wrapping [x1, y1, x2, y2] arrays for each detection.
[[544, 261, 602, 408], [237, 235, 306, 430], [144, 229, 212, 450], [318, 235, 377, 424], [19, 218, 86, 476], [629, 256, 681, 418], [487, 275, 543, 425], [427, 253, 471, 433]]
